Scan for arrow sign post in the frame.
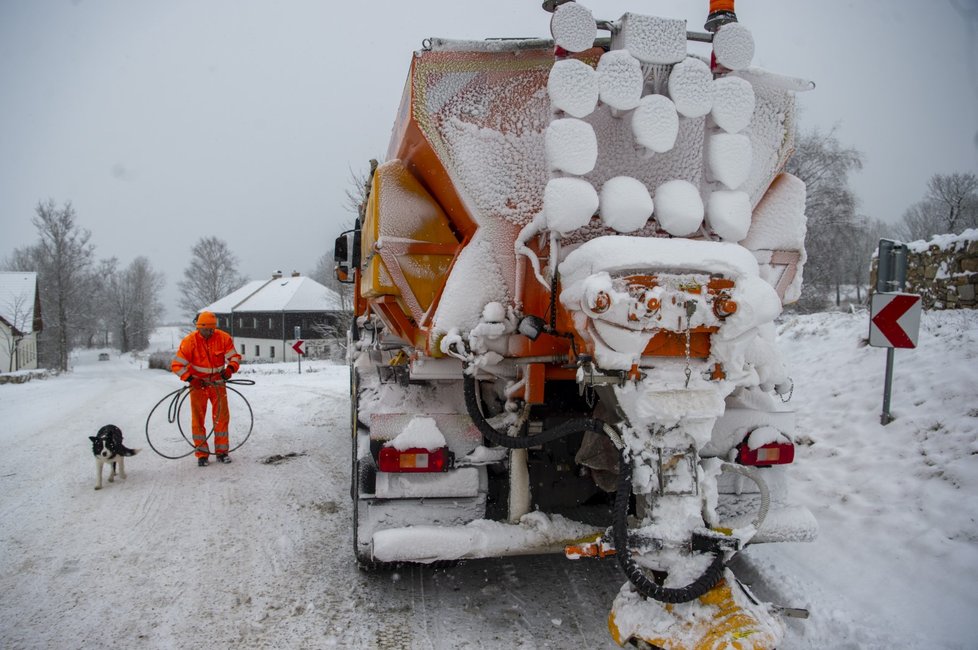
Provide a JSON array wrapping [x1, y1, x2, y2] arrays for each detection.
[[292, 339, 305, 374], [869, 292, 922, 425]]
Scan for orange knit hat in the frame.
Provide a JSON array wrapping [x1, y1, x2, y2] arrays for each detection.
[[196, 311, 218, 329]]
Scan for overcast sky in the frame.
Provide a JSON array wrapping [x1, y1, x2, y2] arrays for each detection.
[[1, 0, 976, 321]]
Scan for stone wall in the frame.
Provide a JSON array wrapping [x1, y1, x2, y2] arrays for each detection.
[[870, 229, 978, 310]]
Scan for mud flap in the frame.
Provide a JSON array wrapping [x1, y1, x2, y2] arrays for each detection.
[[608, 569, 784, 649]]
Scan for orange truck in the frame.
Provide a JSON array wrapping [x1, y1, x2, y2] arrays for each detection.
[[335, 1, 816, 646]]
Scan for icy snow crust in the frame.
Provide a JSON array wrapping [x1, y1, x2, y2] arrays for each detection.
[[550, 1, 596, 53], [596, 50, 644, 110], [631, 93, 679, 153], [599, 175, 654, 233], [547, 58, 599, 118], [614, 13, 687, 65], [545, 117, 598, 175]]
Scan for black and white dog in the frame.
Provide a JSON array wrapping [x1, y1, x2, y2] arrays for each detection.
[[89, 424, 140, 490]]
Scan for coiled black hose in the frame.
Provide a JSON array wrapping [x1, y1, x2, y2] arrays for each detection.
[[145, 379, 255, 459], [612, 446, 725, 603], [463, 373, 605, 448], [463, 371, 725, 603]]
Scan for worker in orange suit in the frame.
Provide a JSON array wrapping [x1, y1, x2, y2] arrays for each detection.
[[171, 311, 242, 466]]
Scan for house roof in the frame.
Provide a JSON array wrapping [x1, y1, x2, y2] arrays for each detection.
[[203, 280, 269, 314], [0, 272, 40, 334], [201, 275, 345, 314]]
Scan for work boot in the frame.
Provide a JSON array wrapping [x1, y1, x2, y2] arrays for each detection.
[[198, 457, 209, 467], [217, 454, 232, 464]]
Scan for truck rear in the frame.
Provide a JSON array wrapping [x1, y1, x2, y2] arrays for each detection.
[[335, 2, 816, 646]]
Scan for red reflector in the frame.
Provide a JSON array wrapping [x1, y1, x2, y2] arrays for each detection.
[[377, 446, 450, 473], [737, 441, 795, 466]]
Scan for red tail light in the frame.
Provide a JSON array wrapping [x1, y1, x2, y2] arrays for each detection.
[[377, 446, 451, 473], [736, 441, 794, 466]]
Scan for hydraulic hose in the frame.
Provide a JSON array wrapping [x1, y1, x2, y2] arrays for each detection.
[[612, 447, 726, 604], [465, 370, 725, 602], [463, 372, 604, 448], [720, 462, 770, 534]]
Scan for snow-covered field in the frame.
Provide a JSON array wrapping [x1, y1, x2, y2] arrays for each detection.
[[0, 311, 976, 649]]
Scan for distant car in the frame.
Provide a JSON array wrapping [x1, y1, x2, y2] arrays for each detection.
[[98, 353, 110, 361]]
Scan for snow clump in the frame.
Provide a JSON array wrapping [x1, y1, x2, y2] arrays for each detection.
[[596, 50, 644, 110], [713, 22, 755, 70], [706, 190, 752, 241], [617, 13, 687, 64], [544, 177, 599, 234], [550, 2, 597, 53], [668, 57, 714, 118], [387, 416, 447, 451], [654, 179, 704, 236], [545, 118, 598, 175], [711, 76, 756, 133], [547, 59, 599, 118], [599, 176, 654, 233], [631, 94, 679, 153], [707, 133, 752, 189]]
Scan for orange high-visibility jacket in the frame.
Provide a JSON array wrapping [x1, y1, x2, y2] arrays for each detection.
[[171, 329, 241, 381]]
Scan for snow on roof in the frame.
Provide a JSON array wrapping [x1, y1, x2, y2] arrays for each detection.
[[0, 272, 38, 333], [201, 280, 269, 314], [208, 275, 345, 313]]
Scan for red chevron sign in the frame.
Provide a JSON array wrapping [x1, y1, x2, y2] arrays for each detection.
[[292, 340, 305, 355], [869, 293, 921, 348]]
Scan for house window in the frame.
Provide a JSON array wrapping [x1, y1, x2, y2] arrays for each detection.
[[238, 318, 244, 328], [269, 317, 274, 329], [240, 344, 245, 355], [252, 317, 258, 328], [270, 346, 275, 359], [255, 345, 260, 356]]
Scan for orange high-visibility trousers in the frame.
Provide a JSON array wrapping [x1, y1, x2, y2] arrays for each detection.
[[189, 382, 230, 458]]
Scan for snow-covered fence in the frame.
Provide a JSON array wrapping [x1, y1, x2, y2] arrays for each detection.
[[871, 229, 978, 310]]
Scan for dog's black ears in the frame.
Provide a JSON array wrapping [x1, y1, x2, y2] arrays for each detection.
[[89, 436, 97, 442]]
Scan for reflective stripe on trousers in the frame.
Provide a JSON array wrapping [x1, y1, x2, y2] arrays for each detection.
[[189, 383, 230, 458]]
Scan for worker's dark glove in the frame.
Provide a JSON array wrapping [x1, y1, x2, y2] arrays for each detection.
[[186, 376, 199, 389], [221, 368, 233, 380]]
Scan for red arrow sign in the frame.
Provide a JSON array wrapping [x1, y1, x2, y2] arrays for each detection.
[[292, 340, 305, 355], [870, 293, 921, 348]]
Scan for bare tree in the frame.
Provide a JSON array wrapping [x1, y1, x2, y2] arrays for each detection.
[[29, 200, 95, 370], [897, 172, 978, 241], [85, 258, 119, 347], [107, 257, 165, 352], [927, 173, 978, 232], [176, 237, 246, 318], [310, 252, 354, 312], [786, 127, 867, 306], [0, 290, 33, 372]]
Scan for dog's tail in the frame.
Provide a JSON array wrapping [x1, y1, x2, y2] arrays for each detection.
[[119, 446, 141, 457]]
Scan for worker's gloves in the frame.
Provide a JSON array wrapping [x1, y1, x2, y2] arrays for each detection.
[[186, 377, 199, 388], [221, 368, 233, 380]]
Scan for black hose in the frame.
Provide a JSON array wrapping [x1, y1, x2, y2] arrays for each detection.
[[145, 379, 256, 459], [464, 370, 724, 602], [462, 373, 604, 448], [612, 446, 725, 604]]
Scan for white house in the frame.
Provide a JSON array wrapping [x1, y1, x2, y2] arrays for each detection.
[[200, 271, 347, 362], [0, 272, 43, 373]]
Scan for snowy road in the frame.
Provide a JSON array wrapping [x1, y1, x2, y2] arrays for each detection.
[[1, 311, 977, 649], [0, 345, 624, 649]]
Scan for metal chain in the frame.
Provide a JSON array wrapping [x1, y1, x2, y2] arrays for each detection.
[[683, 300, 695, 387]]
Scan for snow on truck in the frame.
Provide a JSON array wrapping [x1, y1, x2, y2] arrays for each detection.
[[334, 1, 817, 646]]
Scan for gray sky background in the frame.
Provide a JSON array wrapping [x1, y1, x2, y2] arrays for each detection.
[[2, 0, 976, 322]]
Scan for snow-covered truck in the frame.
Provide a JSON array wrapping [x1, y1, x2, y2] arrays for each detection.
[[335, 1, 816, 646]]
